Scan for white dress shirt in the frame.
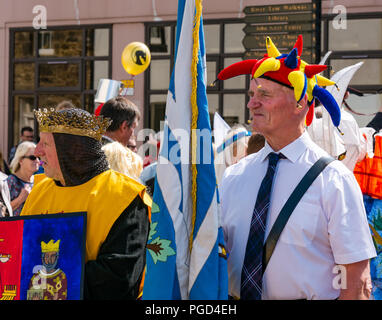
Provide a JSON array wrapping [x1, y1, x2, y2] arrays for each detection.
[[220, 131, 376, 300]]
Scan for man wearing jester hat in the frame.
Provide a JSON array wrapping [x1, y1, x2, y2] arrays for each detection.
[[219, 35, 376, 300]]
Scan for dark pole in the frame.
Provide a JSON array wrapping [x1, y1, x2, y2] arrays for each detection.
[[314, 0, 322, 64]]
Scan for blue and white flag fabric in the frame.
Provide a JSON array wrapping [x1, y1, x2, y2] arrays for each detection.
[[143, 0, 228, 300]]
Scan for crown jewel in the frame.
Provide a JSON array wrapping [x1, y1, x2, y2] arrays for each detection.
[[34, 108, 112, 140], [41, 239, 60, 253]]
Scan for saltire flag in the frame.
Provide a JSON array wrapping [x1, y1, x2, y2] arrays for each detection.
[[143, 0, 228, 299]]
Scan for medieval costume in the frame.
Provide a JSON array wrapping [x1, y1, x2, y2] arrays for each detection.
[[21, 108, 151, 300]]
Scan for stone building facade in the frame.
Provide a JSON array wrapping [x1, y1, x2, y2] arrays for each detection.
[[1, 0, 382, 158]]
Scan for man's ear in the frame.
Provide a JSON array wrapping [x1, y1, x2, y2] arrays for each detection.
[[296, 94, 309, 114], [299, 94, 309, 108], [120, 120, 128, 132]]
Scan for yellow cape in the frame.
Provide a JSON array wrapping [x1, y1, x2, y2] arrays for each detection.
[[21, 169, 151, 261]]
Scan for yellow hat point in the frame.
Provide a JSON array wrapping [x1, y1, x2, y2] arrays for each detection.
[[306, 77, 316, 101], [299, 60, 308, 72], [288, 70, 306, 101], [316, 75, 336, 87], [253, 58, 280, 78], [266, 37, 281, 58]]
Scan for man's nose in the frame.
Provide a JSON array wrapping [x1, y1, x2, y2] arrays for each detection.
[[34, 142, 43, 157], [247, 96, 261, 109]]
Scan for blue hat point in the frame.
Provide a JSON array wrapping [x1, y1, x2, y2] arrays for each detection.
[[284, 48, 298, 69]]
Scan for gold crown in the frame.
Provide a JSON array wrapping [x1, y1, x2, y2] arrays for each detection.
[[41, 239, 60, 253], [34, 108, 112, 141]]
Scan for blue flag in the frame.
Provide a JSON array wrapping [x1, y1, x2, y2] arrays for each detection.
[[143, 0, 228, 300]]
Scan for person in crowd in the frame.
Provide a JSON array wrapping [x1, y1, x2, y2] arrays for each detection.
[[214, 124, 251, 186], [0, 151, 11, 175], [246, 133, 265, 155], [140, 132, 162, 196], [0, 170, 12, 217], [100, 96, 140, 148], [307, 82, 375, 172], [21, 108, 151, 300], [127, 134, 138, 153], [217, 35, 376, 300], [223, 125, 251, 166], [353, 105, 382, 299], [100, 96, 144, 179], [102, 141, 143, 181], [142, 133, 160, 169], [8, 126, 34, 163], [366, 105, 382, 133], [7, 141, 39, 216], [56, 100, 76, 111]]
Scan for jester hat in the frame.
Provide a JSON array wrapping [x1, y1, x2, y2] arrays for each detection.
[[217, 35, 341, 127]]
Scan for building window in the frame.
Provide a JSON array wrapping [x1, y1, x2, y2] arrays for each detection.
[[145, 19, 248, 133], [322, 13, 382, 127], [9, 25, 112, 150]]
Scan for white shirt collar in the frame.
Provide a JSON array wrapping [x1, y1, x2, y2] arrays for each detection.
[[102, 135, 115, 143], [259, 131, 311, 163]]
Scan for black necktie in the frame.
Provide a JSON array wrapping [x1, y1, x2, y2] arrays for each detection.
[[240, 152, 283, 300]]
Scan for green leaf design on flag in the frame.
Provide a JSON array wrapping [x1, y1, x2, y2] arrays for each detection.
[[146, 200, 175, 264], [148, 222, 158, 241], [152, 201, 160, 214], [147, 237, 176, 264]]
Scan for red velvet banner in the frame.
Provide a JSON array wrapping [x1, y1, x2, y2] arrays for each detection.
[[0, 220, 24, 300]]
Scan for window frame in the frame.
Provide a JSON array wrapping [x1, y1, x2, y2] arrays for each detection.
[[8, 24, 112, 150], [144, 18, 250, 132], [321, 12, 382, 94]]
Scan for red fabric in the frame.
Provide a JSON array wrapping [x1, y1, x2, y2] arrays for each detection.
[[262, 57, 300, 87], [217, 60, 257, 80], [293, 34, 303, 57], [94, 103, 104, 116], [305, 101, 315, 126], [354, 135, 382, 200], [143, 155, 155, 168], [305, 65, 327, 78], [0, 220, 24, 300]]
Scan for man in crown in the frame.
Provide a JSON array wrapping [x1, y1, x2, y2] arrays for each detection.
[[27, 240, 67, 300], [21, 108, 151, 300], [218, 35, 376, 300]]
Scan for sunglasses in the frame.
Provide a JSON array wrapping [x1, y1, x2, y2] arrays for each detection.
[[23, 155, 39, 161]]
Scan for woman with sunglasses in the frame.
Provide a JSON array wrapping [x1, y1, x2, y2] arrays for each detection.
[[7, 141, 39, 216]]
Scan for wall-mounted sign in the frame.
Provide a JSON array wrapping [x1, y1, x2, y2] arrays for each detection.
[[242, 1, 320, 64]]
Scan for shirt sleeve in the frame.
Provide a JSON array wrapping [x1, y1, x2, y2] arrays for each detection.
[[6, 175, 19, 200], [325, 169, 377, 265], [84, 195, 150, 300]]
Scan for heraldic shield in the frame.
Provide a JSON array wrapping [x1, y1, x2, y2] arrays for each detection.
[[0, 212, 86, 300]]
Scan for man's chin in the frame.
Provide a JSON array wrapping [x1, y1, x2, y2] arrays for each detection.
[[251, 122, 263, 133], [43, 169, 57, 180]]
